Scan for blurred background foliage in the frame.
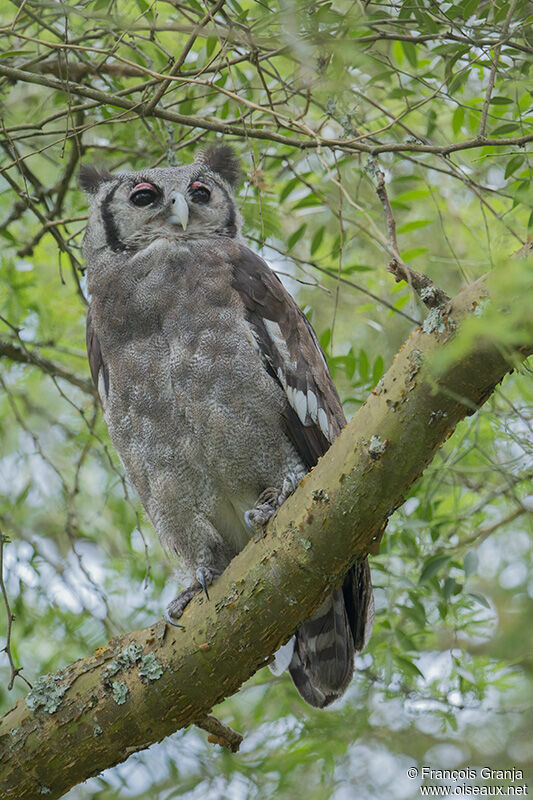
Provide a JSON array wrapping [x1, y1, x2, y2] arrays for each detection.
[[0, 0, 532, 797]]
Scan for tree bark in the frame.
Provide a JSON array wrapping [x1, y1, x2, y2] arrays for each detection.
[[0, 275, 531, 800]]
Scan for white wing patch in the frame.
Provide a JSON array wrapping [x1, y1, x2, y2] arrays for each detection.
[[293, 389, 307, 424], [264, 313, 332, 439], [307, 389, 318, 422], [264, 319, 297, 370], [97, 370, 108, 412], [318, 407, 329, 439]]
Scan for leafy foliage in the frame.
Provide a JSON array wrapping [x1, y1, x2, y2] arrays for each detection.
[[0, 0, 532, 797]]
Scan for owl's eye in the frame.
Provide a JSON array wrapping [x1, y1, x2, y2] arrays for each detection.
[[129, 183, 159, 207], [190, 181, 211, 204]]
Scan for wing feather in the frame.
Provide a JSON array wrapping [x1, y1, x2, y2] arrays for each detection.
[[230, 244, 345, 469], [86, 308, 109, 408]]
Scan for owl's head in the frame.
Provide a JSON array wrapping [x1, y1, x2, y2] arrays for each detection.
[[80, 144, 242, 253]]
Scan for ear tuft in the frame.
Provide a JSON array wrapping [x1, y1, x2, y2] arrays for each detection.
[[196, 144, 241, 188], [79, 164, 113, 194]]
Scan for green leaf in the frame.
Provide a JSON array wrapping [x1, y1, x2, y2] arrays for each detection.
[[292, 194, 322, 210], [358, 349, 369, 382], [394, 189, 431, 202], [287, 224, 307, 250], [467, 592, 491, 610], [490, 96, 514, 105], [465, 0, 481, 16], [205, 37, 217, 59], [345, 348, 356, 380], [390, 200, 412, 211], [279, 178, 300, 203], [0, 50, 28, 59], [419, 555, 450, 584], [320, 327, 331, 352], [402, 248, 428, 261], [396, 628, 417, 651], [401, 42, 418, 68], [310, 226, 324, 255], [491, 122, 521, 135], [442, 577, 457, 600], [372, 355, 385, 385], [342, 264, 372, 273], [395, 654, 424, 679], [448, 70, 470, 94], [392, 39, 404, 65], [504, 155, 525, 179], [452, 106, 465, 135], [397, 220, 433, 234], [463, 550, 478, 577]]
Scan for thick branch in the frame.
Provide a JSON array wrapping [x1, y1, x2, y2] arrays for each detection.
[[0, 276, 531, 800]]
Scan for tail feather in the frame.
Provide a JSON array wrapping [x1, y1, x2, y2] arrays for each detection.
[[288, 558, 374, 708], [343, 558, 374, 651]]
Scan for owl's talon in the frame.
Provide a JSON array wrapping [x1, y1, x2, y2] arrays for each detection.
[[164, 608, 185, 629], [244, 510, 255, 530], [279, 472, 298, 503], [164, 575, 209, 624], [245, 472, 299, 534], [287, 472, 298, 492], [195, 567, 213, 600], [164, 588, 197, 624], [244, 505, 271, 536]]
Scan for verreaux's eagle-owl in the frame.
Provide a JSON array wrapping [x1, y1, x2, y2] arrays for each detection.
[[80, 144, 374, 708]]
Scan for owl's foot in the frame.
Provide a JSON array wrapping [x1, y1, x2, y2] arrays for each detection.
[[244, 472, 298, 535], [164, 567, 215, 627]]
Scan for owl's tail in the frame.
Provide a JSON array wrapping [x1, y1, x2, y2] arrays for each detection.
[[288, 559, 374, 708]]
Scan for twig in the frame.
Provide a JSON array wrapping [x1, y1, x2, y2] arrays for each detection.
[[479, 0, 519, 138], [195, 714, 243, 752], [375, 168, 400, 261], [145, 0, 227, 112], [248, 235, 418, 324], [0, 336, 95, 395], [0, 530, 32, 691], [444, 506, 527, 551], [375, 169, 450, 309]]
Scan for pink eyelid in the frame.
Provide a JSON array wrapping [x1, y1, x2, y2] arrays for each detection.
[[131, 182, 156, 193], [191, 181, 208, 189]]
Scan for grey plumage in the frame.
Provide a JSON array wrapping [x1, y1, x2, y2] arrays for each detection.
[[81, 145, 374, 708]]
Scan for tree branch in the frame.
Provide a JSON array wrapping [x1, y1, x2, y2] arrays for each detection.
[[0, 531, 32, 692], [0, 63, 532, 158], [478, 0, 519, 138], [375, 168, 450, 308], [0, 338, 95, 396], [0, 274, 531, 800]]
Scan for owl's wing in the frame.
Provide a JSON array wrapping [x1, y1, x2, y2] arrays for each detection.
[[231, 244, 374, 703], [230, 244, 346, 469], [86, 308, 109, 406]]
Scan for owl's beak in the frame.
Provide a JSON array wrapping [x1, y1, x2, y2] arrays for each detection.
[[168, 191, 189, 230]]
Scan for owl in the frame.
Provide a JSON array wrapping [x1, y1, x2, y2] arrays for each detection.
[[80, 144, 374, 708]]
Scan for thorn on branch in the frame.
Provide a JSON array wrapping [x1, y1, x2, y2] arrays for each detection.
[[375, 168, 450, 309], [195, 714, 243, 753]]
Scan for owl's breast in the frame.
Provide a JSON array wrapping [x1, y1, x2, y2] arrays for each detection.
[[90, 240, 304, 540]]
